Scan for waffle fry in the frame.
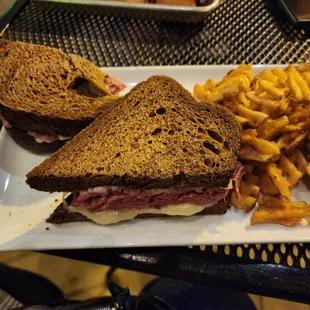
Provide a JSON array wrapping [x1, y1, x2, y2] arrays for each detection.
[[237, 104, 268, 127], [289, 150, 308, 175], [278, 154, 303, 187], [257, 116, 289, 140], [251, 196, 310, 226], [266, 163, 292, 200], [231, 177, 260, 212], [259, 170, 280, 196], [286, 65, 310, 101], [193, 64, 252, 103], [194, 64, 310, 226], [271, 67, 287, 81]]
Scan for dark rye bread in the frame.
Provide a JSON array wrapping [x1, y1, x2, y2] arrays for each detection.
[[3, 96, 121, 153], [7, 127, 65, 153], [0, 40, 118, 148], [27, 75, 242, 191], [47, 198, 229, 224]]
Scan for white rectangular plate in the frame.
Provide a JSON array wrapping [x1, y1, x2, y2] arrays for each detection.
[[0, 65, 309, 251]]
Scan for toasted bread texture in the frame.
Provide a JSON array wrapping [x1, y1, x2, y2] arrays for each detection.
[[46, 197, 229, 224], [0, 40, 117, 140], [27, 75, 242, 191]]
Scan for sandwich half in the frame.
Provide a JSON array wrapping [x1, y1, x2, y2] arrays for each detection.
[[0, 40, 124, 153], [26, 75, 242, 225]]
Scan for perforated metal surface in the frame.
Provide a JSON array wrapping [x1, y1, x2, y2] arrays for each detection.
[[2, 0, 310, 66], [1, 0, 310, 268], [192, 243, 310, 269]]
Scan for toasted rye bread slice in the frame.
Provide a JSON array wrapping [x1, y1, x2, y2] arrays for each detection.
[[46, 197, 229, 224], [27, 75, 242, 191], [0, 40, 118, 138]]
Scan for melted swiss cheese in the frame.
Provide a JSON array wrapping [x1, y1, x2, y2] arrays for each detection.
[[67, 203, 214, 225]]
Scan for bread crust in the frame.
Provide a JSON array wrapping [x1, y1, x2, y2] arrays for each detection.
[[1, 106, 93, 137], [7, 127, 65, 153]]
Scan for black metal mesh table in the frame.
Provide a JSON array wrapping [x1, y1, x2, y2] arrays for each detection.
[[2, 0, 310, 66], [0, 0, 309, 303]]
